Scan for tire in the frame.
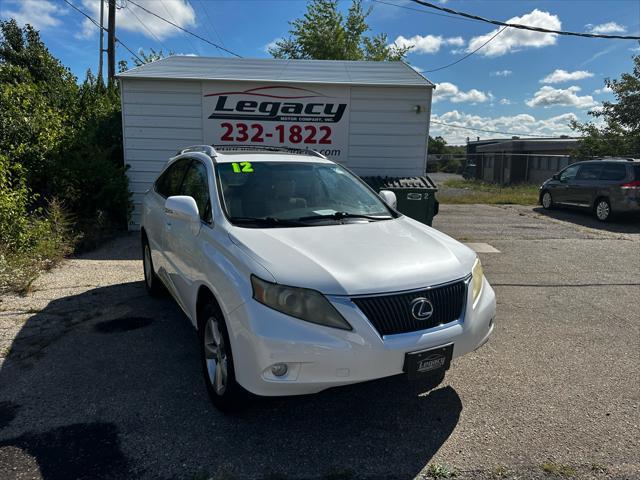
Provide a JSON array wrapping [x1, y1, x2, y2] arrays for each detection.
[[594, 198, 611, 222], [541, 190, 554, 210], [199, 301, 248, 412], [142, 237, 165, 297]]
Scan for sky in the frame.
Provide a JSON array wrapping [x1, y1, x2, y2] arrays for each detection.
[[1, 0, 639, 145]]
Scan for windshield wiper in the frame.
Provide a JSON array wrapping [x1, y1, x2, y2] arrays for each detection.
[[297, 212, 393, 222], [228, 216, 309, 227]]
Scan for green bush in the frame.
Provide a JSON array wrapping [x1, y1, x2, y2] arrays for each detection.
[[0, 20, 131, 291], [0, 154, 73, 293]]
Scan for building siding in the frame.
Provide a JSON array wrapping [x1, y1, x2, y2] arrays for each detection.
[[122, 79, 204, 228]]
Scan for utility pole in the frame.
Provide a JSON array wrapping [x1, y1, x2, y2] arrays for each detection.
[[107, 0, 116, 85], [98, 0, 105, 83]]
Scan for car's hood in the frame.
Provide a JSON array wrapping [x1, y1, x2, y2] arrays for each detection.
[[228, 217, 476, 296]]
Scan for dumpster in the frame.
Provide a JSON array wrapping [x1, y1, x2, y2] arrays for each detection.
[[362, 176, 439, 226]]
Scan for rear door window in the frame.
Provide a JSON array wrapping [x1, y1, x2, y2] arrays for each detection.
[[633, 165, 640, 181], [576, 164, 603, 180], [155, 159, 191, 198], [599, 163, 628, 181]]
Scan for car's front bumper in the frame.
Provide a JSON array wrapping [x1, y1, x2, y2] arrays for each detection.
[[226, 277, 496, 396]]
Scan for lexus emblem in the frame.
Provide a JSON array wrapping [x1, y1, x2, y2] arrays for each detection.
[[410, 297, 434, 321]]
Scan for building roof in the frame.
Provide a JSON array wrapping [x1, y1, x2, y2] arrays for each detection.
[[117, 56, 435, 87], [471, 137, 581, 153]]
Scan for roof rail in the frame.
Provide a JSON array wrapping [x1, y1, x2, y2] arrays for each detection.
[[176, 145, 218, 157], [212, 144, 327, 159]]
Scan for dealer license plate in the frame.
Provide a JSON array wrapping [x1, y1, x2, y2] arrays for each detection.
[[403, 344, 453, 380]]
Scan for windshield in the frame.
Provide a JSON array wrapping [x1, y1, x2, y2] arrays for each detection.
[[216, 161, 394, 226]]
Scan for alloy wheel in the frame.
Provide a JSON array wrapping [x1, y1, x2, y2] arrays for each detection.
[[204, 316, 228, 395], [542, 192, 552, 209], [596, 200, 610, 221]]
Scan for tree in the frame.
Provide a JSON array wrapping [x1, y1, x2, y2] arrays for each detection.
[[119, 48, 175, 73], [269, 0, 409, 61], [571, 54, 640, 157]]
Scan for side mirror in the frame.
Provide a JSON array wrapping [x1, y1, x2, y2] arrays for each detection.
[[165, 196, 201, 235], [552, 173, 560, 180], [379, 190, 397, 209]]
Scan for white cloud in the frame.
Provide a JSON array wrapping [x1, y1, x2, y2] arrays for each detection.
[[263, 38, 281, 53], [409, 65, 424, 73], [77, 0, 196, 40], [593, 85, 613, 95], [540, 69, 594, 83], [431, 110, 578, 144], [1, 0, 65, 30], [392, 34, 465, 54], [468, 9, 561, 57], [499, 98, 512, 105], [630, 45, 640, 53], [525, 85, 597, 108], [434, 82, 491, 104], [491, 70, 513, 77], [585, 22, 627, 34]]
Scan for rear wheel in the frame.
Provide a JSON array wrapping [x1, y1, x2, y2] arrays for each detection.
[[142, 238, 164, 297], [199, 300, 248, 412], [594, 198, 611, 222], [541, 191, 554, 210]]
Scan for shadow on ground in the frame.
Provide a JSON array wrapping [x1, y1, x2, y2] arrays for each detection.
[[0, 281, 461, 480], [532, 207, 640, 235]]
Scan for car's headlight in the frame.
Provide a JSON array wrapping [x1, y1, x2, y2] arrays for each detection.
[[251, 275, 352, 330], [471, 257, 484, 305]]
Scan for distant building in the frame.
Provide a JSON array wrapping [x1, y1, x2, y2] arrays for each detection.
[[467, 137, 581, 184]]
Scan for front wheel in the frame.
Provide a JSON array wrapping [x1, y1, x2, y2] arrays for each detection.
[[594, 198, 611, 222], [199, 301, 248, 412], [541, 191, 554, 210]]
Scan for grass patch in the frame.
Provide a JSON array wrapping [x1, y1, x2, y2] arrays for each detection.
[[541, 461, 576, 477], [0, 200, 74, 295], [426, 463, 456, 479], [439, 179, 539, 205]]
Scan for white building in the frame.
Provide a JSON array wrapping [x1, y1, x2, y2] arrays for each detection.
[[117, 56, 434, 228]]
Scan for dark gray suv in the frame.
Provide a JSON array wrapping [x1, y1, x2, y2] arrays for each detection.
[[539, 159, 640, 221]]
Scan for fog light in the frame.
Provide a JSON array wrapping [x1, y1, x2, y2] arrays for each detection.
[[271, 363, 288, 377]]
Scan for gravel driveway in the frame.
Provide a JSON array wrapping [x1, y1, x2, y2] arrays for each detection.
[[0, 205, 638, 480]]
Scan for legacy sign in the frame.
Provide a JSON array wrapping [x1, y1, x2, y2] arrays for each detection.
[[202, 83, 350, 161]]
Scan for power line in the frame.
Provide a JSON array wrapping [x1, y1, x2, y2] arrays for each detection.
[[372, 0, 477, 24], [126, 0, 242, 57], [62, 0, 142, 63], [423, 26, 507, 73], [126, 3, 170, 52], [431, 121, 554, 138], [198, 0, 227, 50], [159, 0, 199, 53], [409, 0, 640, 40]]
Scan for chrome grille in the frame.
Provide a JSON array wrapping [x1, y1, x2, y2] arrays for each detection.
[[352, 279, 467, 337]]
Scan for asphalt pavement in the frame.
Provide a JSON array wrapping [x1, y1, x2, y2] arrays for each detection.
[[0, 205, 638, 480]]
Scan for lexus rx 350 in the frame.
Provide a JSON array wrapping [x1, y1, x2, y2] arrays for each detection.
[[141, 145, 496, 411]]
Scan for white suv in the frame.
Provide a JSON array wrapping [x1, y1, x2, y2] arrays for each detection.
[[141, 145, 496, 411]]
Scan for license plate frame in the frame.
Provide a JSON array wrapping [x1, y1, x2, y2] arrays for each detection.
[[403, 344, 453, 380]]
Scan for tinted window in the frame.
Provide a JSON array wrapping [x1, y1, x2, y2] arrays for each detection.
[[600, 163, 627, 181], [560, 164, 579, 181], [576, 164, 602, 180], [155, 159, 191, 198], [633, 165, 640, 181], [181, 161, 212, 223]]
